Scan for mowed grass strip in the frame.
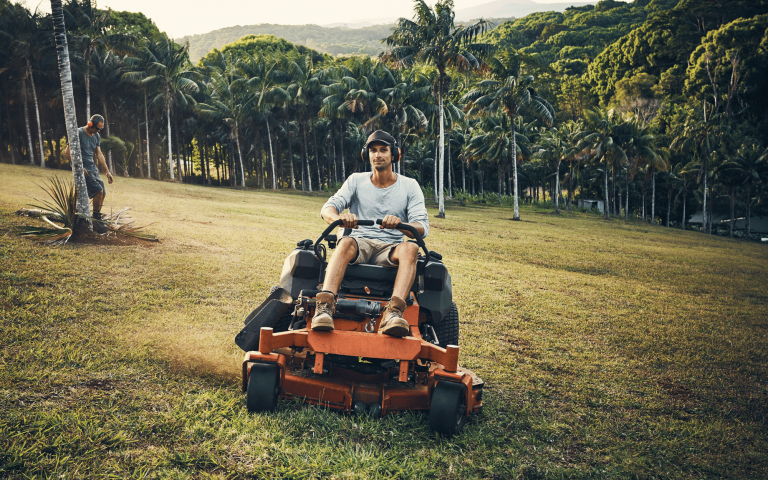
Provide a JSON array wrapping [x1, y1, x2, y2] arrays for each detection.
[[1, 163, 767, 479]]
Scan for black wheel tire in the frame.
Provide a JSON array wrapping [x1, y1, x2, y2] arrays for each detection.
[[354, 401, 367, 416], [433, 302, 459, 349], [368, 402, 382, 419], [246, 363, 280, 412], [429, 381, 467, 436]]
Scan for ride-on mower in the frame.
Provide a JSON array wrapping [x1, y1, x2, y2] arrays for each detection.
[[236, 219, 483, 435]]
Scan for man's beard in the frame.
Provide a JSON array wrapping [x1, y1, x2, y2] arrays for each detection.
[[373, 161, 390, 172]]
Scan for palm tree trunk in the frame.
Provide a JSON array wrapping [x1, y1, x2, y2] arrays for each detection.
[[288, 130, 296, 189], [303, 121, 312, 192], [313, 123, 321, 190], [746, 185, 751, 240], [266, 121, 276, 189], [22, 79, 35, 165], [702, 160, 708, 234], [433, 140, 438, 203], [666, 188, 671, 227], [651, 169, 656, 225], [437, 88, 445, 218], [642, 183, 646, 221], [175, 116, 183, 183], [144, 92, 151, 179], [51, 0, 91, 232], [331, 132, 337, 184], [512, 121, 520, 220], [729, 190, 735, 238], [166, 102, 174, 180], [462, 156, 466, 192], [603, 156, 609, 220], [27, 60, 46, 168], [447, 136, 453, 199], [84, 46, 92, 119], [498, 163, 502, 205], [625, 170, 629, 221], [338, 123, 346, 181], [234, 121, 245, 188], [555, 160, 561, 214], [5, 97, 15, 165], [682, 188, 686, 230]]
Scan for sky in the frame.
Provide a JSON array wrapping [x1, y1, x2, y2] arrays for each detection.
[[31, 0, 589, 38]]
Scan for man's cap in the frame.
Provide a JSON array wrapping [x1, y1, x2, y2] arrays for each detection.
[[364, 130, 396, 149]]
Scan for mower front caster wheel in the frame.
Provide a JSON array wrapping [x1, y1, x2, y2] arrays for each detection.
[[246, 363, 280, 412], [429, 381, 467, 435]]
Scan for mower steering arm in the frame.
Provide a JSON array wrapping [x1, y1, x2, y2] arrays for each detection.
[[314, 219, 430, 260]]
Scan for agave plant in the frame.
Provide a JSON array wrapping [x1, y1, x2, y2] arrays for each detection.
[[16, 176, 158, 245]]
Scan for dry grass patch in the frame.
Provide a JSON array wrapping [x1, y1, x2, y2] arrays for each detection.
[[1, 163, 767, 478]]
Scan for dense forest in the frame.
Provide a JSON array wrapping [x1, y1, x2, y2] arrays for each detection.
[[2, 0, 768, 238]]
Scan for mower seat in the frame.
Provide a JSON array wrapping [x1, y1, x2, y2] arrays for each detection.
[[344, 264, 398, 283]]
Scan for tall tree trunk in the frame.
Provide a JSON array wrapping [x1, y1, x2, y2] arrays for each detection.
[[746, 185, 751, 240], [136, 115, 143, 177], [205, 136, 212, 185], [331, 131, 337, 184], [666, 188, 672, 227], [433, 139, 438, 203], [266, 121, 276, 189], [603, 156, 609, 219], [288, 130, 296, 189], [174, 116, 183, 183], [5, 97, 15, 165], [102, 98, 114, 174], [611, 162, 616, 215], [462, 156, 466, 192], [497, 163, 503, 205], [84, 46, 92, 120], [437, 87, 445, 218], [166, 102, 174, 180], [447, 136, 453, 198], [144, 92, 151, 179], [27, 60, 46, 167], [313, 123, 321, 190], [338, 123, 345, 181], [642, 183, 646, 221], [214, 142, 220, 184], [651, 169, 656, 225], [568, 161, 574, 213], [555, 160, 561, 214], [234, 121, 245, 188], [702, 159, 708, 234], [682, 187, 686, 230], [625, 169, 629, 221], [51, 0, 91, 232], [22, 79, 35, 165], [511, 121, 520, 220], [729, 190, 735, 238]]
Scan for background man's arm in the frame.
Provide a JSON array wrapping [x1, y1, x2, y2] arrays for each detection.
[[63, 145, 88, 177], [95, 147, 113, 183]]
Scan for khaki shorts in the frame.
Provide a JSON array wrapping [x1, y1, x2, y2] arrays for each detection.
[[343, 237, 398, 267]]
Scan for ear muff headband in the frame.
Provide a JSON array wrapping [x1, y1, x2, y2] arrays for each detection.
[[361, 144, 401, 163]]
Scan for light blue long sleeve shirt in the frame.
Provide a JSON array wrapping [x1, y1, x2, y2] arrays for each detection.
[[321, 172, 429, 243]]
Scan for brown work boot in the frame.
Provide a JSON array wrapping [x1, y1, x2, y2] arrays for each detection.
[[311, 291, 336, 331], [379, 296, 409, 337]]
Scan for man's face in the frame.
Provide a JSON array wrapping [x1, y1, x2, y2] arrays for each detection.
[[368, 142, 392, 172], [90, 122, 104, 133]]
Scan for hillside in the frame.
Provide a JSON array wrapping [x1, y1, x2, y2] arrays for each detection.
[[177, 0, 596, 61]]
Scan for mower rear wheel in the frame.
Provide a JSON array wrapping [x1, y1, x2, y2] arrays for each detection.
[[434, 302, 460, 349], [246, 363, 280, 412], [429, 381, 467, 435]]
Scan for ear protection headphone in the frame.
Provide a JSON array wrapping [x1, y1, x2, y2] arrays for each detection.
[[87, 114, 104, 129], [361, 137, 401, 163]]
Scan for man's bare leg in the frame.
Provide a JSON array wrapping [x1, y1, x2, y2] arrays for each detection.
[[380, 242, 419, 337], [321, 237, 358, 294], [92, 191, 105, 213], [389, 242, 419, 299], [312, 238, 358, 331]]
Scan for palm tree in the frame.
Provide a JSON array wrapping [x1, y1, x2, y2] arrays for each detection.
[[462, 51, 554, 220], [729, 144, 768, 239], [580, 109, 626, 220], [620, 117, 660, 221], [91, 49, 127, 175], [384, 0, 492, 218], [135, 37, 198, 181], [0, 3, 47, 167], [671, 102, 729, 234], [50, 0, 90, 232], [534, 122, 581, 214]]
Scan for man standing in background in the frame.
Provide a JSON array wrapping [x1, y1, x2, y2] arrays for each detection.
[[64, 114, 113, 234]]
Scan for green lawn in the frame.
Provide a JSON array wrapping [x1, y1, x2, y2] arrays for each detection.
[[1, 163, 767, 479]]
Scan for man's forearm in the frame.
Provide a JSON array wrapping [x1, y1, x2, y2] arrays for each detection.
[[321, 206, 340, 224]]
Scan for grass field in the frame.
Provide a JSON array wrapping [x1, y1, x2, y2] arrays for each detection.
[[1, 162, 767, 479]]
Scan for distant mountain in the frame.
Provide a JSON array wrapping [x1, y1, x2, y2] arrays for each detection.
[[455, 0, 595, 20], [178, 0, 597, 61]]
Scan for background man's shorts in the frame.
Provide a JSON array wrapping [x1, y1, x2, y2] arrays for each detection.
[[345, 237, 398, 267], [85, 168, 106, 199]]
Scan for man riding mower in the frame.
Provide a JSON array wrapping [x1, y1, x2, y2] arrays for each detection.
[[235, 131, 483, 435]]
